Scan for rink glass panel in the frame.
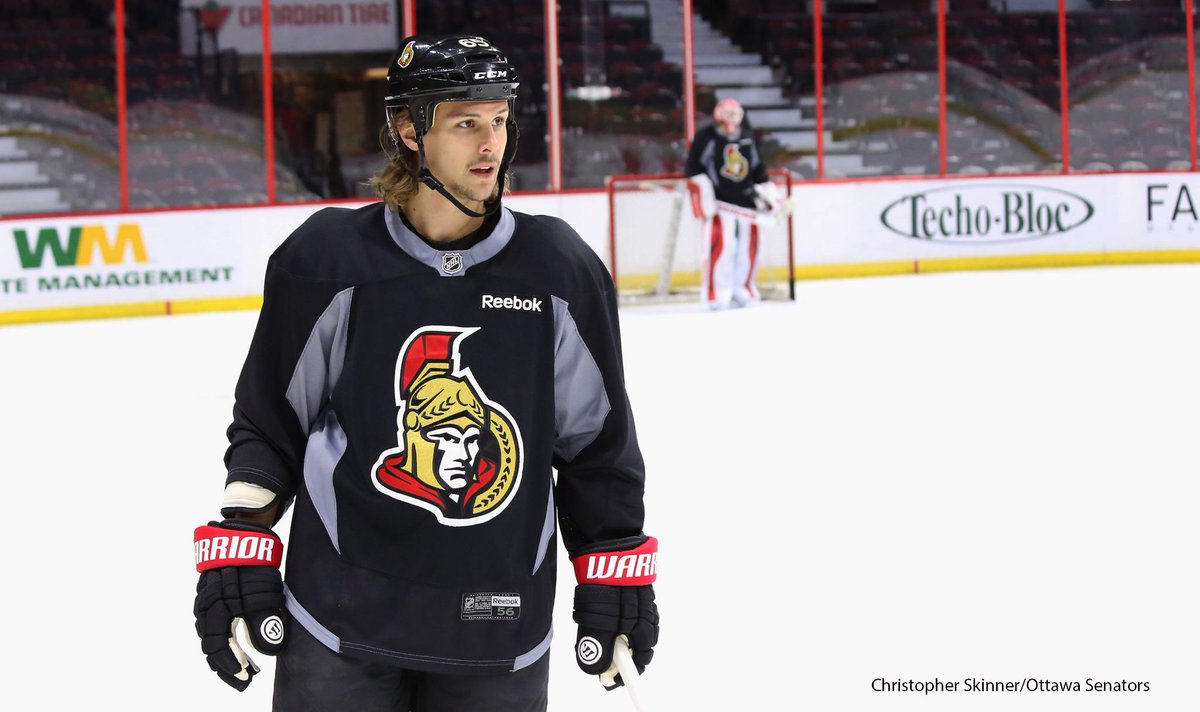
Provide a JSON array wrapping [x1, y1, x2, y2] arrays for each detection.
[[819, 4, 942, 179], [1065, 2, 1190, 172], [943, 5, 1063, 175], [416, 0, 552, 192], [558, 0, 688, 188], [0, 0, 120, 214]]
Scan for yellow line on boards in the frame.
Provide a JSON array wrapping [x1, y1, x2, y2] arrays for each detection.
[[7, 251, 1200, 324], [787, 251, 1200, 281], [0, 295, 263, 326]]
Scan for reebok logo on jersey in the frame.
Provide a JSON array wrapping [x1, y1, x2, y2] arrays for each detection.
[[461, 592, 522, 621], [481, 294, 543, 312]]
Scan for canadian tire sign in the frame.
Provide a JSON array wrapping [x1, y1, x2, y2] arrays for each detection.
[[881, 184, 1095, 243]]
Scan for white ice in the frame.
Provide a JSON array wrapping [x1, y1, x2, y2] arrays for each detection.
[[2, 263, 1197, 711]]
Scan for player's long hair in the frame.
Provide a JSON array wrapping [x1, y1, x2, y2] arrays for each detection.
[[366, 109, 421, 210]]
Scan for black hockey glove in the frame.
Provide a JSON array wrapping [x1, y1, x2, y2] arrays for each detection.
[[193, 519, 287, 691], [570, 535, 660, 690]]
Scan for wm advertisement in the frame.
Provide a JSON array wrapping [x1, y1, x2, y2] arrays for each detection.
[[0, 205, 321, 324], [9, 223, 231, 292]]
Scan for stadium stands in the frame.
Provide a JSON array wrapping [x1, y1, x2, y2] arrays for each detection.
[[0, 0, 1195, 214]]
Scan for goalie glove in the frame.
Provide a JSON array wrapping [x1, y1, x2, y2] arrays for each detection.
[[753, 181, 788, 228], [193, 519, 286, 691], [753, 181, 783, 214], [571, 535, 660, 690]]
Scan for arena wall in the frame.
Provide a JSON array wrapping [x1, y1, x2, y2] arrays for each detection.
[[2, 172, 1199, 324]]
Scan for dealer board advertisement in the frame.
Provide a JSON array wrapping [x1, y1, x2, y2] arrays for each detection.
[[0, 204, 328, 323], [181, 0, 397, 55], [790, 172, 1200, 272], [3, 173, 1198, 324]]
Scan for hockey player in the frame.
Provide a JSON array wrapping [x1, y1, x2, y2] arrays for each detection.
[[192, 34, 659, 711], [685, 97, 783, 309]]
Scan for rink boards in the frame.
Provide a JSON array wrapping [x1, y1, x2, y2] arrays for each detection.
[[2, 172, 1200, 324]]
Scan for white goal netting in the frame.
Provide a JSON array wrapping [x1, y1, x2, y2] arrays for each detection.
[[606, 170, 795, 304]]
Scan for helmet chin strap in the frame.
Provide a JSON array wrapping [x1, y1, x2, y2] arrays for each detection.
[[412, 134, 501, 219]]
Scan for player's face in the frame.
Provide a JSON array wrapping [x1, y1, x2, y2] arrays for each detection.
[[714, 101, 744, 137], [424, 422, 482, 492], [423, 100, 510, 208]]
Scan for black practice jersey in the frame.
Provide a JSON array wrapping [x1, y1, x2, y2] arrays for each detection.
[[222, 202, 647, 675], [685, 123, 769, 208]]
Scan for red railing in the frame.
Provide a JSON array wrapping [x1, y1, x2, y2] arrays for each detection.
[[13, 2, 1200, 219]]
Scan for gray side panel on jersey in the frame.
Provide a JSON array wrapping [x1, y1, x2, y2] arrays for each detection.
[[284, 585, 342, 652], [285, 286, 354, 431], [551, 295, 611, 461], [531, 488, 555, 575], [304, 409, 347, 553], [700, 139, 718, 185], [513, 627, 553, 671], [383, 205, 515, 276]]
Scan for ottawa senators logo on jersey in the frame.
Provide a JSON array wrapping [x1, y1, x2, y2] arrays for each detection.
[[719, 143, 750, 181], [371, 326, 523, 526]]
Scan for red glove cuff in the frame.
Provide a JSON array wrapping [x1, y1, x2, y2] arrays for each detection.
[[572, 536, 658, 586], [194, 524, 283, 572]]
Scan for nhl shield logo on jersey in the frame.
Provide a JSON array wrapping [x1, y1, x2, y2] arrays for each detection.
[[372, 326, 523, 525], [442, 252, 464, 274]]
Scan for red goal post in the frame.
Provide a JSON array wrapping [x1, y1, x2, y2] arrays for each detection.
[[605, 169, 796, 303]]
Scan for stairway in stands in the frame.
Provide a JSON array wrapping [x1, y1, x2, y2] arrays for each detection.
[[644, 0, 812, 151]]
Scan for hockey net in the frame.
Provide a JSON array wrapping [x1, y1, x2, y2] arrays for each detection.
[[605, 170, 795, 304]]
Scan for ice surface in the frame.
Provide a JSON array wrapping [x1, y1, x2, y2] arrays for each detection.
[[2, 264, 1197, 711]]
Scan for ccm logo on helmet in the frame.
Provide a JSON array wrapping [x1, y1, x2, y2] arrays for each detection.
[[482, 294, 542, 312], [474, 70, 507, 80]]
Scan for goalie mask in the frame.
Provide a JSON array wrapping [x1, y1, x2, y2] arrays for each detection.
[[384, 34, 520, 218], [713, 98, 744, 137]]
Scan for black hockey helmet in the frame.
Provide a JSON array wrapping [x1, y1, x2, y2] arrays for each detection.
[[384, 34, 520, 217]]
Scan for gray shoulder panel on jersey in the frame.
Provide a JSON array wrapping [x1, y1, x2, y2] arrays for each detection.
[[383, 205, 515, 276], [285, 286, 354, 432], [304, 409, 347, 553], [551, 295, 611, 462], [284, 585, 342, 652]]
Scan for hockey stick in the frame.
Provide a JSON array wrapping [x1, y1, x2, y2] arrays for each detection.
[[613, 635, 648, 712]]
